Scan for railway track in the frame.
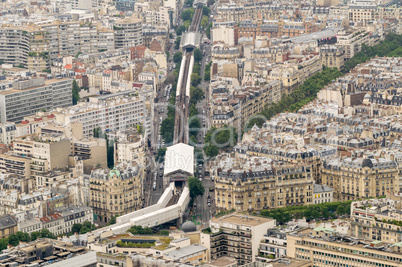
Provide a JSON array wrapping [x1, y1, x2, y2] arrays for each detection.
[[190, 5, 203, 32], [174, 51, 192, 144], [173, 4, 203, 144]]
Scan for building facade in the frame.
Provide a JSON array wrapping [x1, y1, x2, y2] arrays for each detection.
[[0, 78, 72, 123], [89, 162, 143, 224], [209, 213, 276, 265], [321, 157, 398, 200], [212, 157, 314, 212]]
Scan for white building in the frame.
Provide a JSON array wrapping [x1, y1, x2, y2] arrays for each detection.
[[0, 123, 16, 145], [313, 184, 333, 204], [258, 228, 288, 262], [212, 26, 235, 46], [53, 92, 146, 138], [61, 206, 93, 234]]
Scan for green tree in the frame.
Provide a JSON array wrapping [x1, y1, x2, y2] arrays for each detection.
[[8, 234, 20, 246], [173, 51, 183, 63], [183, 20, 191, 29], [16, 231, 30, 242], [169, 33, 174, 39], [206, 23, 212, 39], [202, 6, 211, 17], [39, 229, 56, 239], [176, 25, 186, 36], [107, 215, 117, 225], [190, 86, 204, 105], [188, 176, 205, 199], [181, 8, 195, 21], [190, 73, 201, 87], [185, 0, 194, 6], [175, 37, 181, 50], [160, 117, 175, 144], [204, 144, 219, 157], [193, 48, 203, 62], [30, 231, 40, 241], [80, 226, 90, 234], [93, 127, 101, 138], [72, 80, 80, 105], [106, 138, 114, 168], [156, 147, 167, 163], [0, 238, 8, 250], [201, 16, 209, 28], [72, 223, 82, 234]]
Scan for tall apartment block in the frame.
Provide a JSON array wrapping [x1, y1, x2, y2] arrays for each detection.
[[0, 77, 72, 123], [0, 28, 29, 67], [209, 213, 276, 264], [0, 22, 117, 68], [52, 92, 146, 137], [114, 17, 143, 48]]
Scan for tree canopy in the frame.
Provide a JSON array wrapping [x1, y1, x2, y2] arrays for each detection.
[[72, 80, 80, 105], [188, 176, 205, 199], [173, 51, 183, 64], [193, 48, 203, 62], [181, 8, 195, 21], [260, 200, 352, 225]]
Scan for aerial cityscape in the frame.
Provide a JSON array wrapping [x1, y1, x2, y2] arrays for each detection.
[[0, 0, 401, 266]]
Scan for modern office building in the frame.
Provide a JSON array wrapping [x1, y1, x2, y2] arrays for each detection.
[[0, 77, 72, 123], [287, 226, 402, 267]]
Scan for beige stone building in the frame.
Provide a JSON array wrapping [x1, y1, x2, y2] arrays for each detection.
[[72, 138, 107, 174], [350, 198, 402, 244], [321, 157, 398, 201], [89, 161, 143, 224], [320, 45, 345, 70], [287, 226, 402, 267], [0, 214, 18, 239], [212, 156, 314, 212]]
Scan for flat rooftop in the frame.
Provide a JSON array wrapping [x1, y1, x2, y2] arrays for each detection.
[[212, 213, 274, 227]]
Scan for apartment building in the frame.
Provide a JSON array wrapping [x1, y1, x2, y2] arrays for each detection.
[[113, 129, 145, 164], [116, 0, 136, 11], [209, 213, 276, 265], [321, 157, 398, 200], [0, 214, 18, 239], [89, 161, 143, 224], [52, 92, 146, 138], [349, 4, 376, 25], [212, 156, 314, 212], [40, 213, 65, 236], [336, 29, 370, 60], [72, 138, 107, 174], [114, 17, 143, 48], [257, 228, 289, 262], [0, 122, 16, 145], [350, 198, 402, 244], [0, 154, 32, 188], [0, 27, 29, 67], [0, 77, 72, 123], [313, 184, 333, 204], [61, 206, 93, 234], [320, 45, 345, 70], [287, 226, 402, 267]]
